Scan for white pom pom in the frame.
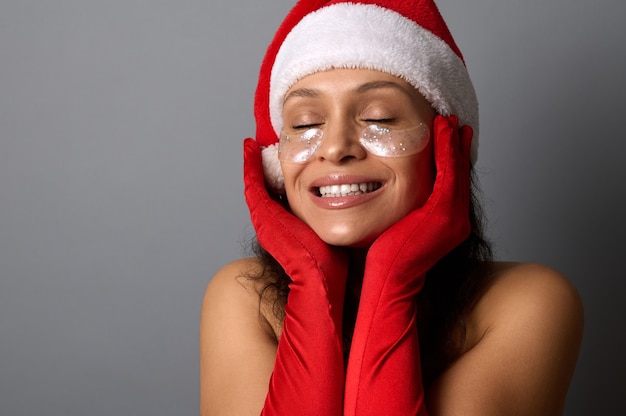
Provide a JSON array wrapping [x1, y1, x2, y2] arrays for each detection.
[[261, 144, 285, 192]]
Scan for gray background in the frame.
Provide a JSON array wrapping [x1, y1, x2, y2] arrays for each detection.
[[1, 0, 624, 414]]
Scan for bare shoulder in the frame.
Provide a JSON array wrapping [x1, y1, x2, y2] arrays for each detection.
[[201, 258, 271, 337], [202, 257, 265, 312], [428, 262, 584, 416], [469, 262, 584, 339], [200, 258, 278, 416]]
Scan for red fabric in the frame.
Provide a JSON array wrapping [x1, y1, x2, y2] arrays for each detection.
[[343, 115, 473, 415], [243, 138, 348, 415]]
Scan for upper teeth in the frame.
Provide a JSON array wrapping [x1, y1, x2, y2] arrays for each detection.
[[318, 182, 380, 197]]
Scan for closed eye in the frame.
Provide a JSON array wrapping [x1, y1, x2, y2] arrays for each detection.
[[365, 118, 395, 124], [292, 123, 323, 130]]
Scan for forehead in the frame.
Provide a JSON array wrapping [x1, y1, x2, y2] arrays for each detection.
[[283, 68, 434, 116], [285, 68, 414, 95]]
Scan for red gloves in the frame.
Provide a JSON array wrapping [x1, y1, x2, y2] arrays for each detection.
[[344, 115, 473, 416], [243, 138, 348, 416]]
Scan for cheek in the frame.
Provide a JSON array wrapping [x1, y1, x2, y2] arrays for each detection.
[[280, 163, 299, 194], [280, 163, 309, 216]]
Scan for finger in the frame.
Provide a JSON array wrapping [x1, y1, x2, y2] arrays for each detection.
[[243, 138, 263, 183]]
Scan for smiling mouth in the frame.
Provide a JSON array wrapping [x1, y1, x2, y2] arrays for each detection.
[[316, 182, 382, 198]]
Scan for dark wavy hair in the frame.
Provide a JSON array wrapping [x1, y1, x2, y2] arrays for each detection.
[[245, 169, 493, 388]]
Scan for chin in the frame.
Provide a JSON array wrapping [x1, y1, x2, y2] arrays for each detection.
[[313, 224, 384, 248], [322, 236, 373, 248]]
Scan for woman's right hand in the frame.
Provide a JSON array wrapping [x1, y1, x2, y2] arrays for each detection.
[[243, 138, 348, 314]]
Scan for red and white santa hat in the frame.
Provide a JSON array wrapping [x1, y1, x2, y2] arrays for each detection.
[[254, 0, 479, 191]]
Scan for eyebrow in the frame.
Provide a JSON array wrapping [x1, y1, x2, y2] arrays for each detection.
[[283, 88, 320, 103], [283, 80, 414, 104], [356, 80, 410, 95]]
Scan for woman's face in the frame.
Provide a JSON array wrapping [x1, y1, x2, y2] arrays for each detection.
[[280, 68, 436, 247]]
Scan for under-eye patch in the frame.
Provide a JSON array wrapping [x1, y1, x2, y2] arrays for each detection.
[[278, 123, 430, 163]]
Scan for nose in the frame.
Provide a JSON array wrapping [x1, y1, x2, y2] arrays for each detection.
[[315, 122, 367, 163]]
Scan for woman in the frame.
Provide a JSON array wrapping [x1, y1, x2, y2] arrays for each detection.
[[200, 1, 583, 415]]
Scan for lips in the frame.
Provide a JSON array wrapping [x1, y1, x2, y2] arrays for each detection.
[[308, 175, 385, 209], [317, 182, 382, 197]]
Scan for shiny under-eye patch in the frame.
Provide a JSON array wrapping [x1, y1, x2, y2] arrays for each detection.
[[278, 128, 324, 163], [359, 124, 429, 157]]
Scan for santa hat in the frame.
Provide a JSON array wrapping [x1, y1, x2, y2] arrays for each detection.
[[254, 0, 479, 191]]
